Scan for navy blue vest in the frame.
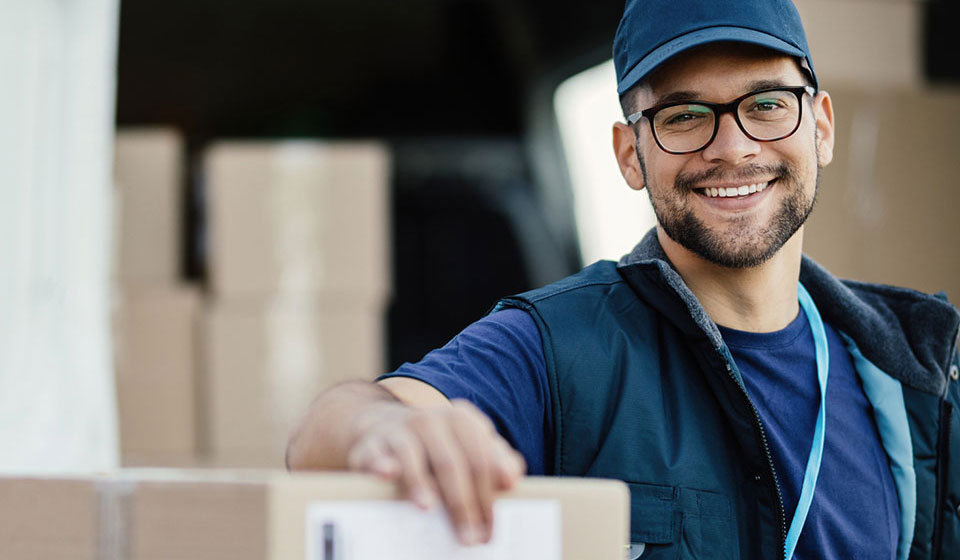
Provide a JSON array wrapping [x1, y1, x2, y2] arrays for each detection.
[[494, 234, 960, 560]]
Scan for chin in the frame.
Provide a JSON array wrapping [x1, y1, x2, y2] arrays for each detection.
[[664, 212, 806, 269]]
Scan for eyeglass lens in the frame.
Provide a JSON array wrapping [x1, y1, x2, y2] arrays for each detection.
[[653, 90, 802, 153]]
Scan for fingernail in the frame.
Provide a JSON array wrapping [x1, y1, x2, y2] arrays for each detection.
[[459, 524, 482, 546], [371, 457, 395, 476], [413, 490, 434, 510]]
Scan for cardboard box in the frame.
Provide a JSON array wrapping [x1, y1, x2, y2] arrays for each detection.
[[123, 471, 628, 560], [805, 87, 960, 302], [0, 471, 628, 560], [795, 0, 922, 88], [114, 128, 184, 285], [114, 286, 200, 462], [204, 141, 391, 299], [0, 476, 99, 560], [203, 298, 386, 467]]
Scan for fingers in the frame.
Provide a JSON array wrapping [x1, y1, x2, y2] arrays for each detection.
[[450, 400, 526, 490], [447, 403, 495, 542], [491, 435, 527, 489], [346, 436, 400, 480], [415, 410, 486, 545], [384, 431, 437, 510], [346, 400, 525, 547]]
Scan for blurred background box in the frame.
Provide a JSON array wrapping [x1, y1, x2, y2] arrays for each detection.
[[113, 286, 200, 464], [203, 297, 386, 467], [0, 476, 99, 560], [795, 0, 922, 88], [113, 128, 184, 286], [204, 141, 391, 300], [806, 86, 960, 301]]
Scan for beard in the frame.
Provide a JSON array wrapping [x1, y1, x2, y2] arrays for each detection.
[[638, 147, 820, 269]]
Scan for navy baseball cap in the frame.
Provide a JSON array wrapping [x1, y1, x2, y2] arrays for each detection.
[[613, 0, 818, 95]]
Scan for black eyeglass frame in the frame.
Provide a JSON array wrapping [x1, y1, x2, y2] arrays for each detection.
[[626, 85, 817, 155]]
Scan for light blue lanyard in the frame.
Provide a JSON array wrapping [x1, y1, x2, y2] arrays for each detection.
[[784, 283, 830, 559]]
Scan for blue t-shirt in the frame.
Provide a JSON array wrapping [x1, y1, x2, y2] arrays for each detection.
[[382, 307, 900, 558], [383, 309, 554, 474], [719, 309, 899, 560]]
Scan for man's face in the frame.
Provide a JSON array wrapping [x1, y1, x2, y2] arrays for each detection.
[[615, 44, 834, 268]]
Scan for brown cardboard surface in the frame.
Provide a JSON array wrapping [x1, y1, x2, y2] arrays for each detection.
[[268, 473, 630, 560], [205, 141, 391, 299], [120, 470, 628, 560], [805, 87, 960, 302], [114, 128, 183, 286], [795, 0, 921, 88], [114, 285, 200, 461], [0, 470, 628, 560], [202, 299, 386, 467], [131, 480, 269, 560], [0, 476, 99, 560]]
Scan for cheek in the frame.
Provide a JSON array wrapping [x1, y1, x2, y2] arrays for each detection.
[[779, 129, 820, 180], [640, 149, 684, 188]]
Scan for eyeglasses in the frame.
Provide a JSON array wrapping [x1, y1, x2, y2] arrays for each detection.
[[626, 86, 816, 154]]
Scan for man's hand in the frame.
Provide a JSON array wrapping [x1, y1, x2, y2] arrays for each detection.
[[285, 380, 526, 546], [346, 398, 526, 545]]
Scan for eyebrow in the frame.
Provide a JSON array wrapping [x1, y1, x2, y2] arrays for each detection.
[[652, 79, 793, 106]]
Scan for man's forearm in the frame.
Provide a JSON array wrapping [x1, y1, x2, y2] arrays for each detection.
[[286, 380, 403, 470]]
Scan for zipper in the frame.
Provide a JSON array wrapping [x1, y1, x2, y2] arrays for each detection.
[[721, 356, 788, 558], [932, 325, 959, 560], [932, 400, 953, 560], [932, 366, 957, 559]]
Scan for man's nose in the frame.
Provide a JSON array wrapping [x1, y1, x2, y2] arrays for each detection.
[[700, 112, 761, 164]]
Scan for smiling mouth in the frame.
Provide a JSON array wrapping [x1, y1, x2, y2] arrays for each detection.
[[695, 179, 777, 198]]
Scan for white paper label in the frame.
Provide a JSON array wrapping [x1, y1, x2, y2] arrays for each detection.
[[305, 499, 561, 560]]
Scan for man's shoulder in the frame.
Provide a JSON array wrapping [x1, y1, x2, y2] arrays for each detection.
[[507, 260, 626, 305], [800, 254, 958, 319], [801, 254, 960, 395]]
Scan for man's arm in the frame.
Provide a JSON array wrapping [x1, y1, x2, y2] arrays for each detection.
[[285, 377, 526, 545]]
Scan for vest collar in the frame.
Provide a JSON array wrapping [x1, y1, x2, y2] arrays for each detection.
[[617, 229, 960, 395]]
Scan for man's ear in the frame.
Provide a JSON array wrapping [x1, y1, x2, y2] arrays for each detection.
[[612, 122, 646, 191], [813, 91, 835, 167]]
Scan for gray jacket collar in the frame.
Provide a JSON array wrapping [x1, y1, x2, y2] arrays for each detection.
[[618, 229, 960, 395]]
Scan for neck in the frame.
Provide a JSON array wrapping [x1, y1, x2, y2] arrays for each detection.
[[657, 227, 804, 332]]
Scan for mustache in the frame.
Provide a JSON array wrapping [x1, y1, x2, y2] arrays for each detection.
[[675, 162, 792, 190]]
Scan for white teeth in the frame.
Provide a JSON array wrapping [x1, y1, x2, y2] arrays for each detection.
[[700, 181, 771, 198]]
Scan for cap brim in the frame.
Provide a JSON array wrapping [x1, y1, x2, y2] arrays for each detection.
[[617, 26, 809, 94]]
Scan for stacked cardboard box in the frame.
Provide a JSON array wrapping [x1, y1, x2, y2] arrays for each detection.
[[203, 141, 391, 467], [113, 129, 201, 467], [805, 87, 960, 301], [204, 141, 390, 298], [0, 476, 100, 560], [113, 286, 200, 466], [795, 0, 922, 88], [0, 471, 628, 560], [113, 128, 183, 286]]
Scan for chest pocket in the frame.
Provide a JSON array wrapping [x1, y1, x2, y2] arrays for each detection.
[[628, 482, 736, 560]]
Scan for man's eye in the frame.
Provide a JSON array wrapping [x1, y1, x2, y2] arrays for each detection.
[[750, 97, 787, 112], [663, 110, 709, 125], [665, 113, 700, 124]]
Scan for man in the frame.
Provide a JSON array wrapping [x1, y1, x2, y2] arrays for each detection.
[[287, 1, 960, 558]]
